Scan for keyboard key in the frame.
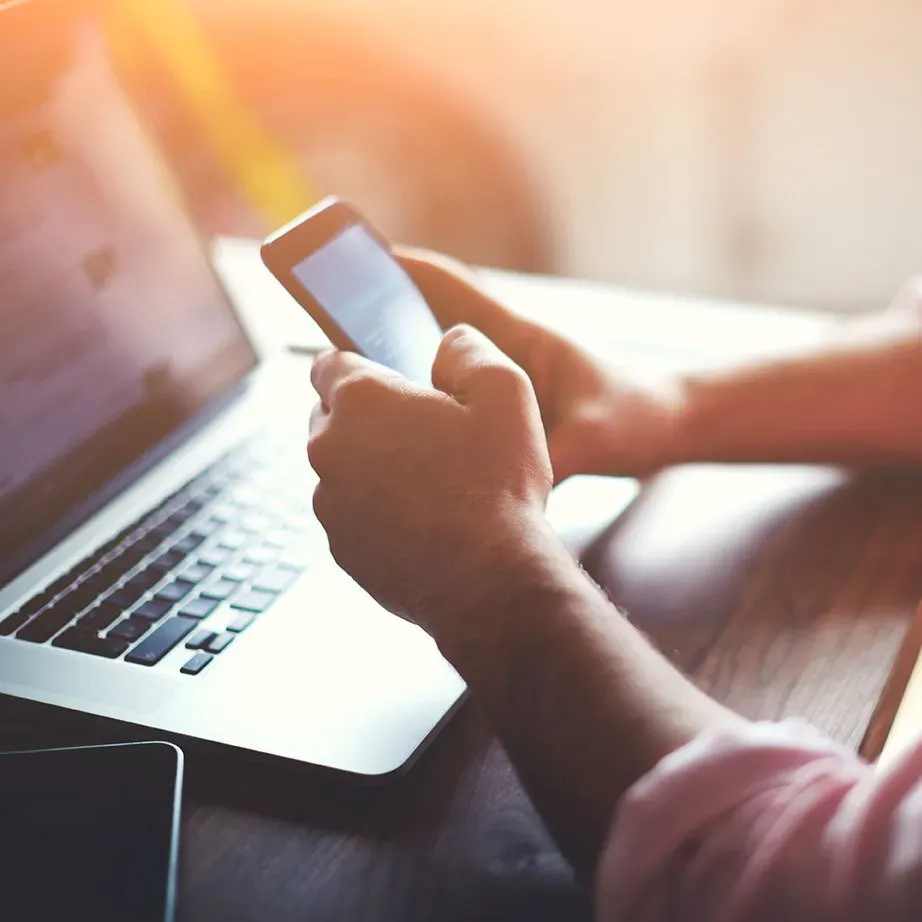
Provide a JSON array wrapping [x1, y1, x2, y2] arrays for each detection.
[[119, 549, 146, 573], [173, 531, 207, 554], [229, 486, 260, 508], [277, 549, 312, 572], [180, 497, 204, 516], [226, 612, 255, 633], [150, 549, 185, 573], [132, 566, 164, 590], [107, 617, 151, 643], [251, 566, 299, 595], [218, 531, 247, 550], [110, 575, 150, 606], [208, 504, 236, 524], [185, 629, 216, 650], [93, 560, 126, 586], [134, 599, 174, 622], [188, 518, 219, 537], [65, 580, 107, 612], [154, 579, 195, 604], [0, 609, 34, 636], [17, 602, 77, 643], [106, 588, 137, 610], [149, 520, 176, 542], [53, 628, 129, 659], [46, 565, 87, 596], [230, 589, 276, 614], [178, 597, 219, 620], [201, 580, 238, 602], [243, 546, 278, 566], [196, 547, 232, 568], [18, 592, 54, 617], [222, 563, 256, 583], [96, 552, 132, 584], [125, 617, 197, 666], [77, 602, 123, 632], [180, 652, 213, 675], [165, 510, 191, 529], [262, 529, 293, 549], [89, 560, 119, 587], [133, 532, 163, 553], [179, 563, 214, 584], [148, 522, 176, 542], [239, 514, 271, 534], [205, 632, 235, 654]]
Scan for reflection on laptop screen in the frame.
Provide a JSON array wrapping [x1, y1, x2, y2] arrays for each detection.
[[0, 12, 256, 585]]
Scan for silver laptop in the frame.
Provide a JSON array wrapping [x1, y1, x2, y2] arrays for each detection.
[[0, 0, 466, 777]]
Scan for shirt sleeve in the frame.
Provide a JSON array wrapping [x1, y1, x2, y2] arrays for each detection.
[[596, 721, 922, 922]]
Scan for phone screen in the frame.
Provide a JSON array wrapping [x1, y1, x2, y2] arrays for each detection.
[[290, 224, 444, 386]]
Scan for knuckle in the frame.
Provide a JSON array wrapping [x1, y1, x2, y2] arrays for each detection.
[[308, 401, 326, 433], [306, 429, 333, 473], [309, 350, 335, 389], [311, 482, 332, 525], [333, 371, 380, 410]]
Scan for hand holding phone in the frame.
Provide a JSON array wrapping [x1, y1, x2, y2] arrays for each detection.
[[261, 197, 444, 386]]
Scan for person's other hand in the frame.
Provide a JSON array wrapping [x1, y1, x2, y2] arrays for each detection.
[[397, 248, 683, 480], [308, 324, 561, 638]]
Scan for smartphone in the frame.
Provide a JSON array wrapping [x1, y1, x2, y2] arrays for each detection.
[[0, 741, 183, 922], [261, 197, 444, 386]]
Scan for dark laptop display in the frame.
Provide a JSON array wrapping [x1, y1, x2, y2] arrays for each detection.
[[0, 4, 256, 586]]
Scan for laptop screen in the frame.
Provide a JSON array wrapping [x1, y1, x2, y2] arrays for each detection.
[[0, 5, 257, 586]]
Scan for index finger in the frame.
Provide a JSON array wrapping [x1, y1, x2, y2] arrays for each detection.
[[394, 246, 537, 347]]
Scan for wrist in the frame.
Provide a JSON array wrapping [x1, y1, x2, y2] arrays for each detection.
[[602, 371, 696, 475], [645, 372, 698, 469], [431, 515, 593, 686]]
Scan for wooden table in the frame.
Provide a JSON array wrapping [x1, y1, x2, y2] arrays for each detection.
[[7, 256, 922, 921]]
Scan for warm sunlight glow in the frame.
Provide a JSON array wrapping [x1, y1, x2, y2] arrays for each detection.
[[105, 0, 316, 231]]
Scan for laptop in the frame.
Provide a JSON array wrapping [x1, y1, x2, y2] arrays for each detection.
[[0, 0, 467, 777]]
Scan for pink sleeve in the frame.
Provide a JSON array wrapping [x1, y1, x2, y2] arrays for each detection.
[[596, 721, 922, 922]]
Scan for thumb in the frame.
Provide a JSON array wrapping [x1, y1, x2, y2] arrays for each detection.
[[432, 324, 533, 409], [395, 246, 541, 361]]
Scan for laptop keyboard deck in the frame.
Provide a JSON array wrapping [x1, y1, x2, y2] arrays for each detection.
[[0, 431, 323, 677]]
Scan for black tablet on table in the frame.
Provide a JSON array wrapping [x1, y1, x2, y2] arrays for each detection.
[[0, 741, 183, 922]]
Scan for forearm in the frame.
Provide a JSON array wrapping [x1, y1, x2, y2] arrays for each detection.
[[434, 525, 742, 878], [671, 304, 922, 466]]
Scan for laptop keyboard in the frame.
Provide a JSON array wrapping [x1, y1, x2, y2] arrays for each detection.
[[0, 431, 325, 676]]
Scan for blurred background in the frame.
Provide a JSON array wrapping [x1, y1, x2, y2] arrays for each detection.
[[115, 0, 922, 314]]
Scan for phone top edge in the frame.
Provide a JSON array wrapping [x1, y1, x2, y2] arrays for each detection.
[[262, 194, 348, 246], [0, 740, 184, 759]]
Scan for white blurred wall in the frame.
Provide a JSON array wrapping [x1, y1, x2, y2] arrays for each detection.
[[269, 0, 922, 311]]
